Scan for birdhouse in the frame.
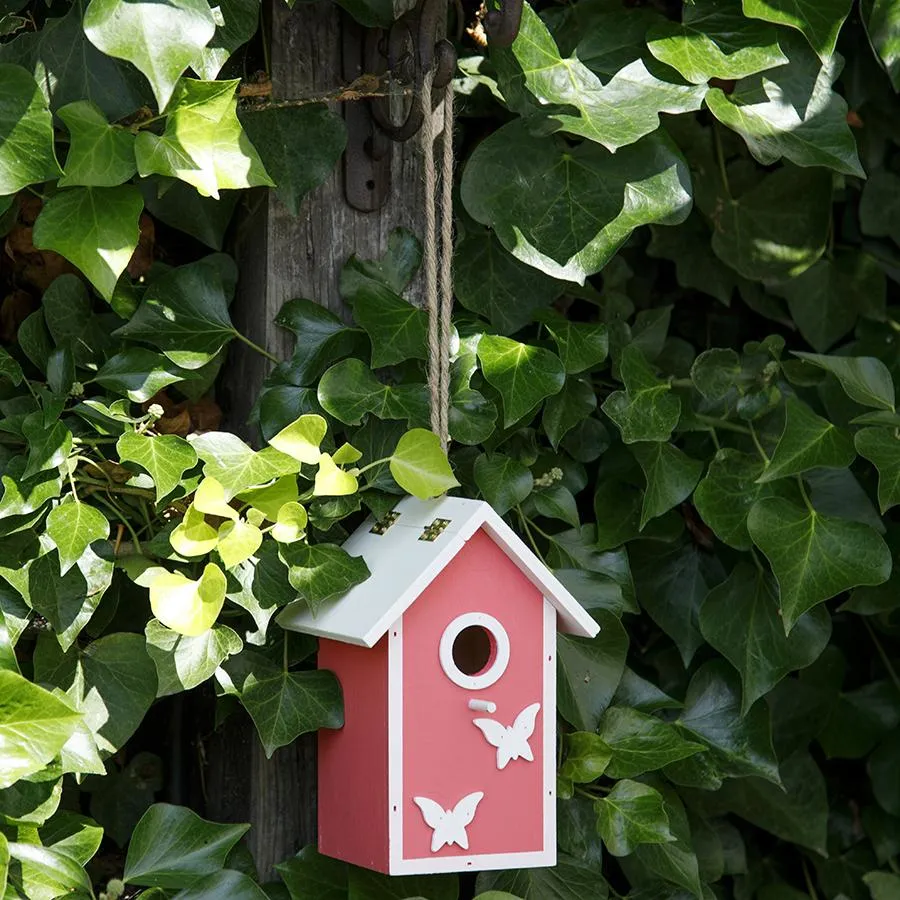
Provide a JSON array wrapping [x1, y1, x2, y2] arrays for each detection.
[[278, 496, 599, 875]]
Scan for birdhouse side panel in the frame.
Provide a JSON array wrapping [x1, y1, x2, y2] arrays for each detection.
[[318, 636, 390, 873], [397, 528, 550, 866]]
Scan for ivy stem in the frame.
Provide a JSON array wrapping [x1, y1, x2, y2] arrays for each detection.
[[74, 476, 157, 499], [802, 859, 819, 900], [694, 414, 752, 436], [749, 422, 770, 466], [670, 378, 693, 389], [355, 456, 393, 476], [283, 636, 289, 673], [234, 331, 280, 364], [864, 619, 900, 696], [91, 493, 142, 554], [516, 508, 547, 565], [796, 475, 815, 515], [750, 546, 766, 577], [713, 124, 732, 199], [67, 467, 80, 504]]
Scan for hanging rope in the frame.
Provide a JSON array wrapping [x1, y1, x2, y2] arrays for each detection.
[[420, 66, 454, 450]]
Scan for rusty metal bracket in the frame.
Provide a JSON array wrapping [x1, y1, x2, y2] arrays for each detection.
[[342, 0, 457, 211]]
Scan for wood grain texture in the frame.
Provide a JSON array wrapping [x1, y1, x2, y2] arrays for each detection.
[[211, 0, 428, 878]]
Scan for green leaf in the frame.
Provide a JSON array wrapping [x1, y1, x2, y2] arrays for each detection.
[[542, 378, 597, 450], [135, 79, 272, 199], [276, 845, 347, 900], [0, 669, 81, 789], [192, 0, 258, 80], [748, 496, 892, 633], [596, 780, 675, 857], [170, 505, 219, 557], [539, 314, 609, 375], [742, 0, 852, 58], [389, 428, 460, 498], [0, 64, 61, 194], [864, 872, 900, 900], [274, 299, 357, 388], [496, 4, 706, 151], [631, 442, 703, 528], [22, 413, 72, 480], [864, 0, 900, 90], [5, 841, 93, 899], [317, 358, 429, 427], [559, 731, 612, 784], [771, 252, 884, 351], [678, 660, 780, 783], [454, 229, 562, 333], [57, 101, 136, 188], [474, 454, 533, 516], [461, 119, 692, 284], [124, 803, 249, 888], [145, 620, 242, 697], [759, 396, 856, 482], [94, 348, 191, 402], [216, 519, 263, 568], [598, 707, 705, 778], [700, 562, 831, 713], [711, 751, 828, 853], [706, 38, 863, 177], [602, 345, 681, 443], [83, 0, 216, 110], [557, 610, 628, 732], [279, 544, 369, 616], [269, 414, 327, 465], [476, 855, 609, 900], [171, 870, 270, 900], [32, 186, 142, 300], [856, 427, 900, 513], [794, 352, 896, 411], [647, 0, 788, 84], [117, 431, 198, 503], [190, 431, 298, 498], [870, 730, 900, 816], [477, 335, 565, 427], [347, 287, 427, 370], [271, 501, 308, 543], [241, 669, 343, 758], [149, 563, 227, 637], [46, 500, 110, 574], [710, 166, 832, 282], [239, 105, 345, 216]]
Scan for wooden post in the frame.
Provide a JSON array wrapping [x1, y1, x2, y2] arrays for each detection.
[[208, 0, 427, 879]]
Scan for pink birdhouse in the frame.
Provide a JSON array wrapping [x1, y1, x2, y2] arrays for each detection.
[[277, 496, 599, 875]]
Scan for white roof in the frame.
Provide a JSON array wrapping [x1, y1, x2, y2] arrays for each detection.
[[277, 495, 600, 647]]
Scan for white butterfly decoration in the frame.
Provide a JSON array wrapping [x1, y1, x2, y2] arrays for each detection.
[[472, 702, 541, 770], [412, 791, 485, 853]]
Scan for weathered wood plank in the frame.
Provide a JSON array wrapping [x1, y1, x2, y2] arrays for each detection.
[[210, 0, 427, 878]]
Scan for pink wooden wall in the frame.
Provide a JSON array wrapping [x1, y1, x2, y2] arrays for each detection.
[[400, 529, 547, 862]]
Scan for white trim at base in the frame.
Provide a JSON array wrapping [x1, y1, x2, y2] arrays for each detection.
[[390, 847, 557, 875]]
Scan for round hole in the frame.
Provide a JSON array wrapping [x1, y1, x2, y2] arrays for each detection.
[[439, 613, 510, 690], [452, 625, 495, 676], [366, 179, 376, 190]]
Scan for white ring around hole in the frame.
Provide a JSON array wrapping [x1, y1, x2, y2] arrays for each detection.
[[439, 612, 510, 690]]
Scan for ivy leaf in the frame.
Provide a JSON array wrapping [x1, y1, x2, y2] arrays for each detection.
[[539, 313, 609, 375], [57, 101, 136, 188], [216, 519, 263, 569], [117, 431, 198, 503], [741, 0, 853, 59], [793, 353, 896, 411], [346, 285, 427, 369], [647, 0, 788, 84], [0, 669, 80, 789], [239, 105, 346, 216], [496, 4, 706, 151], [241, 670, 343, 758], [279, 543, 370, 616], [461, 119, 692, 284], [474, 454, 534, 516], [0, 64, 61, 194], [5, 842, 93, 897], [602, 345, 681, 444], [454, 230, 563, 333], [700, 562, 831, 713], [190, 432, 298, 498], [192, 0, 259, 80], [542, 378, 597, 450], [94, 348, 192, 402], [598, 707, 705, 778], [149, 563, 227, 637], [269, 415, 326, 465], [772, 251, 884, 352], [32, 185, 142, 300], [759, 396, 856, 482], [710, 751, 828, 853], [34, 631, 157, 754], [855, 427, 900, 513], [596, 780, 675, 857], [313, 454, 358, 498], [124, 803, 249, 888], [747, 496, 892, 633], [864, 872, 900, 900], [631, 442, 703, 528], [677, 661, 780, 784], [22, 413, 72, 480], [317, 358, 429, 428], [557, 610, 628, 732], [706, 38, 863, 177], [477, 335, 565, 427], [710, 166, 832, 282], [145, 620, 242, 697], [476, 855, 608, 899], [863, 0, 900, 90], [560, 732, 611, 785], [390, 428, 460, 498], [83, 0, 216, 110], [46, 500, 110, 575], [135, 79, 271, 199]]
